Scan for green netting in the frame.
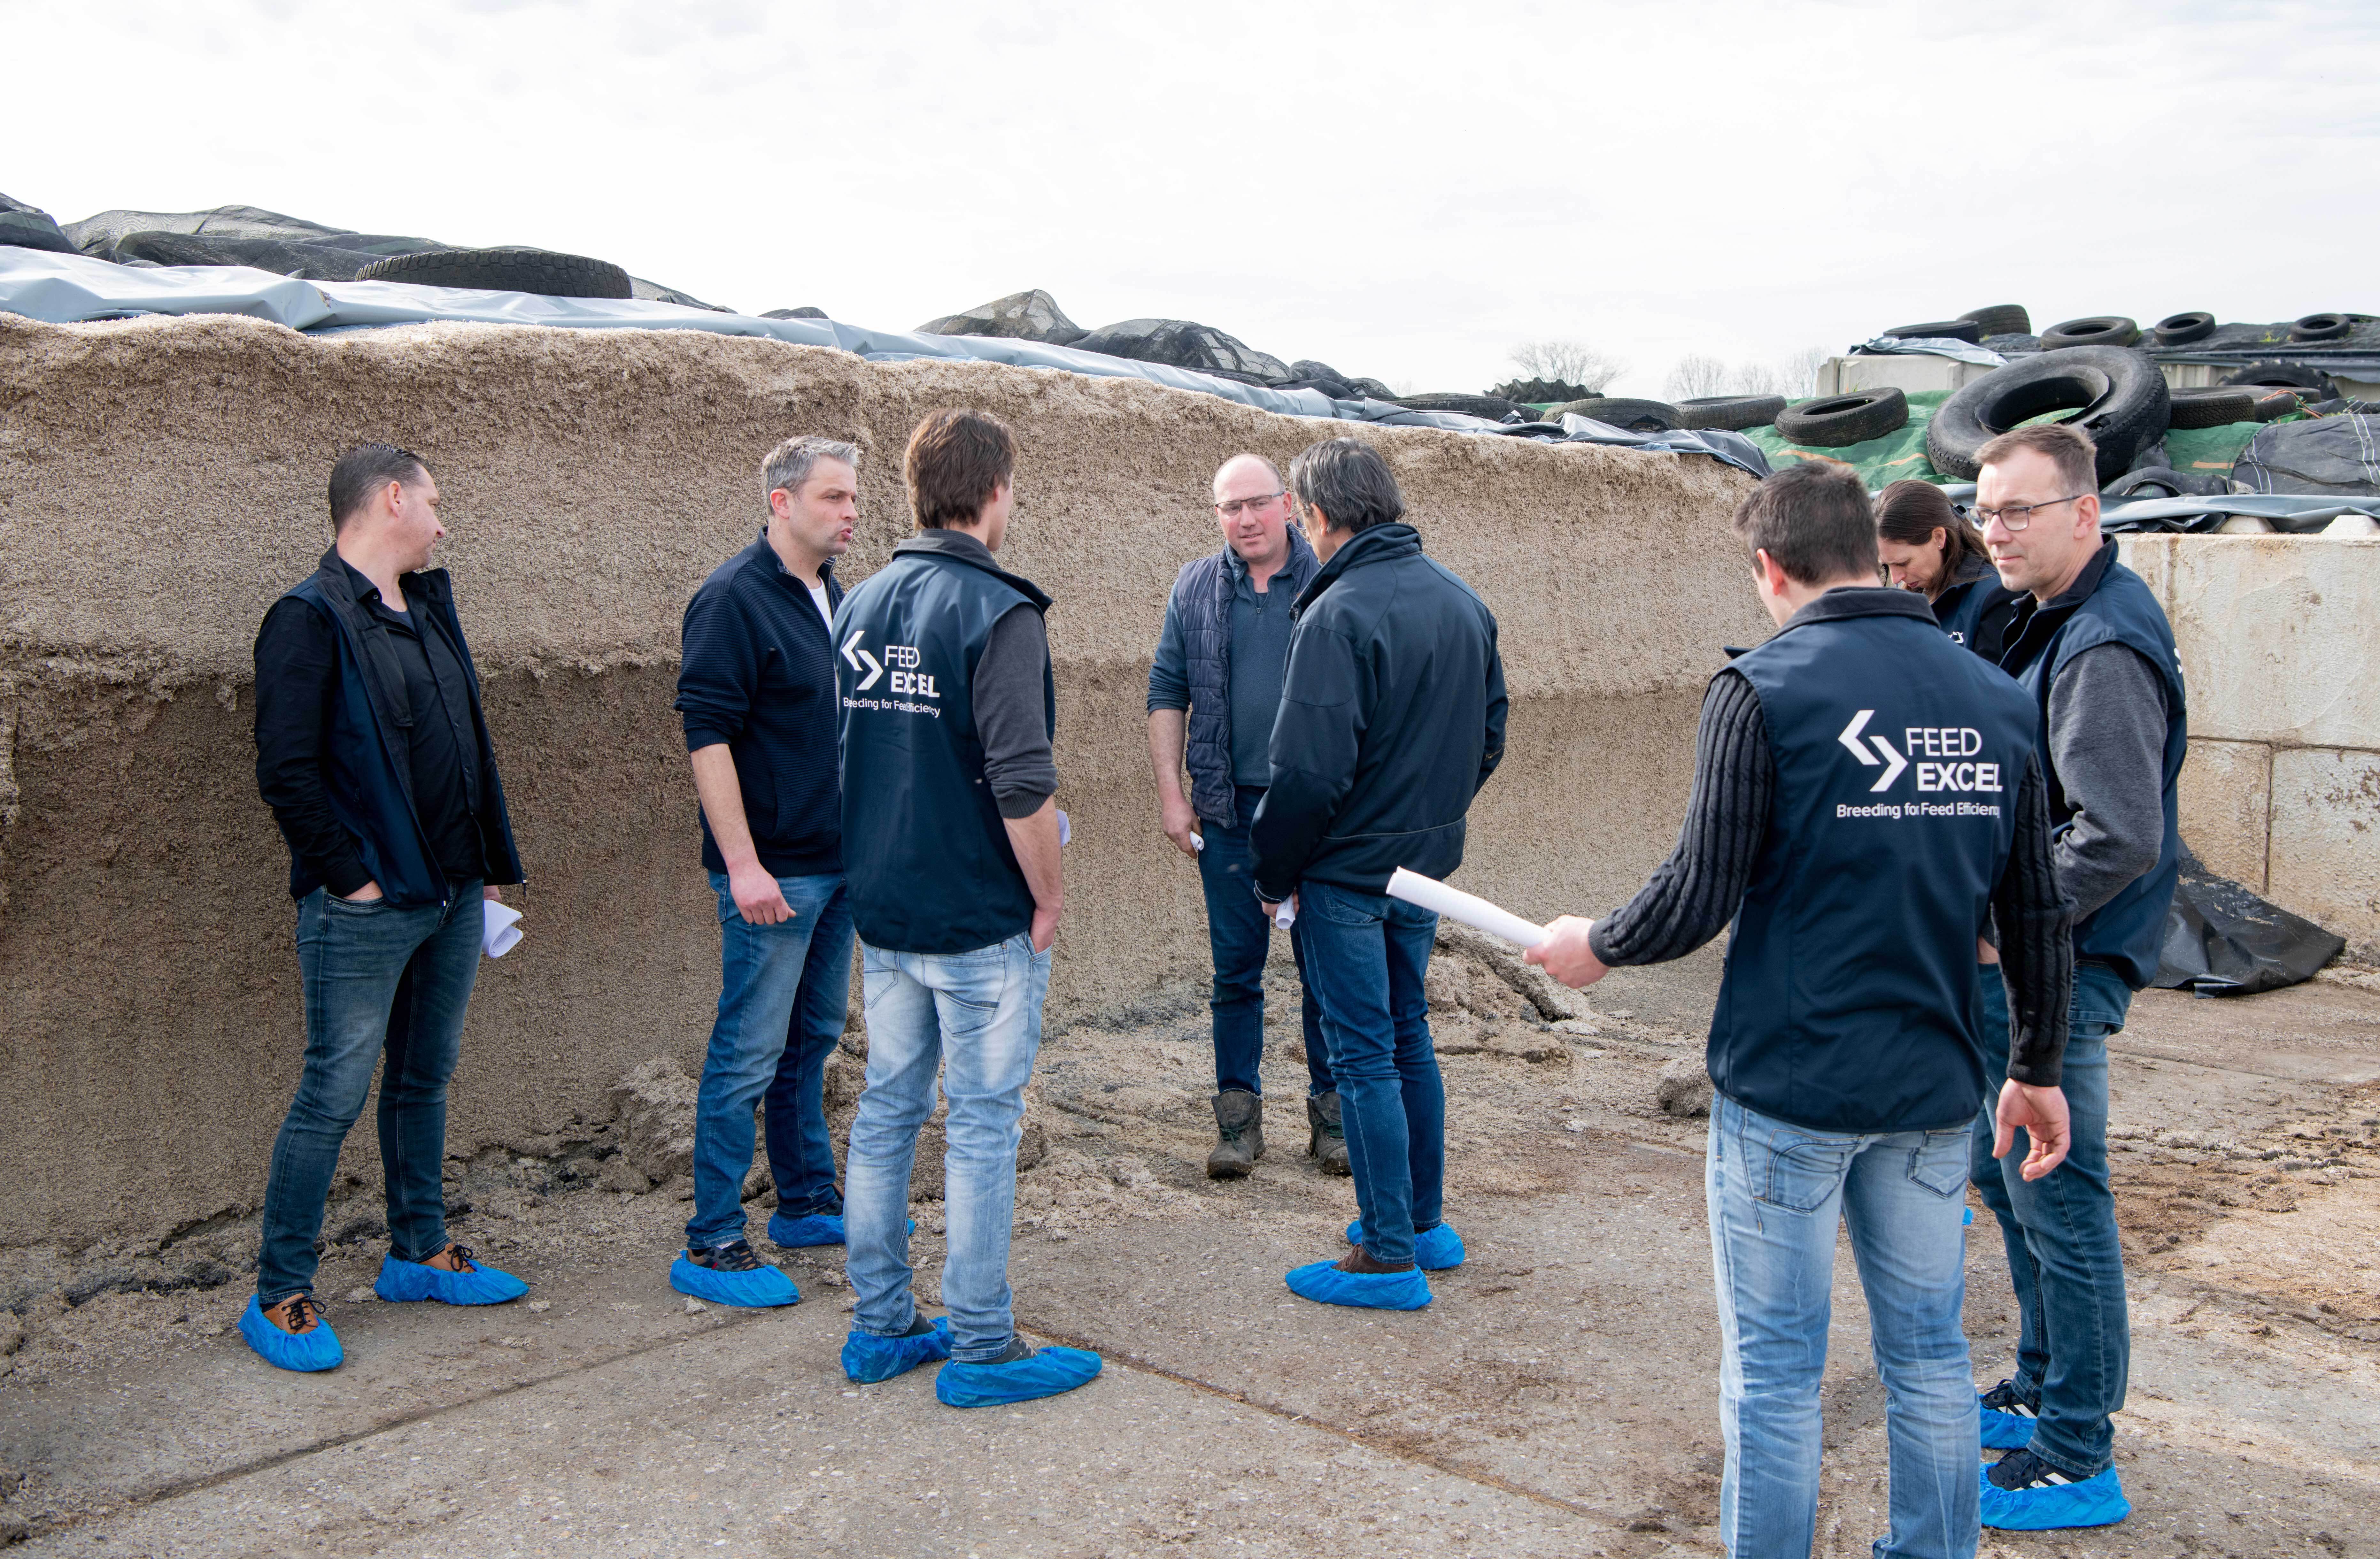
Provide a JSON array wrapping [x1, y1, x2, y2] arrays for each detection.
[[1740, 389, 2294, 488]]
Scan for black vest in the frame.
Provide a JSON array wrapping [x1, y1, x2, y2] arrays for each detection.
[[835, 542, 1055, 955], [1711, 592, 2038, 1133], [1171, 528, 1319, 825]]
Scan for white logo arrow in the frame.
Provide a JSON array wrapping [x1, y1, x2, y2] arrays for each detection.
[[841, 631, 883, 691], [1838, 709, 1907, 793]]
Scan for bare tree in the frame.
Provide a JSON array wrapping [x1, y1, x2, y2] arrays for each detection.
[[1731, 360, 1785, 397], [1665, 353, 1733, 401], [1508, 339, 1625, 393], [1777, 346, 1830, 398]]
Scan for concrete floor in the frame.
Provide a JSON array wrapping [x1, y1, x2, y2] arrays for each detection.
[[4, 964, 2378, 1558]]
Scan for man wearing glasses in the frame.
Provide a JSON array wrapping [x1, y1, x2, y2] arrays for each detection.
[[1146, 453, 1334, 1179], [1963, 422, 2185, 1532]]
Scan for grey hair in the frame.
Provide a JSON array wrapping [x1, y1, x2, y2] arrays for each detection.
[[1288, 438, 1404, 534], [761, 435, 861, 510]]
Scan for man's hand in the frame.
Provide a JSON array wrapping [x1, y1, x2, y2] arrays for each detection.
[[727, 861, 794, 926], [1993, 1080, 2071, 1181], [484, 885, 504, 903], [1258, 892, 1298, 926], [1030, 903, 1062, 953], [1524, 915, 1607, 988], [1161, 793, 1200, 858], [343, 880, 384, 903]]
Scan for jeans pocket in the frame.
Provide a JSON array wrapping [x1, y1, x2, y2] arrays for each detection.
[[1751, 1131, 1858, 1214], [326, 892, 393, 914], [1907, 1129, 1970, 1199], [1308, 886, 1377, 929]]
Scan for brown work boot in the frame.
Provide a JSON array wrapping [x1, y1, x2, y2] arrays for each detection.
[[1206, 1090, 1263, 1179], [259, 1293, 327, 1335], [1307, 1092, 1352, 1176]]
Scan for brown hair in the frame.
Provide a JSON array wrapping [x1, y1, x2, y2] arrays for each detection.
[[1731, 461, 1879, 585], [1875, 479, 1985, 580], [903, 408, 1015, 529], [1975, 422, 2097, 497]]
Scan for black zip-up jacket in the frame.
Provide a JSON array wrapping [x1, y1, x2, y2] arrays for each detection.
[[1250, 524, 1508, 901]]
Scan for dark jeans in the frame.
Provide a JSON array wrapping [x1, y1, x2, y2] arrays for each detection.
[[1972, 959, 2132, 1478], [1198, 786, 1333, 1098], [1294, 880, 1443, 1265], [257, 883, 484, 1303], [687, 871, 855, 1249]]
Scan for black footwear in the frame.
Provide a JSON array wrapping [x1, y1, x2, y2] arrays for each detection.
[[1207, 1090, 1263, 1179], [1981, 1447, 2132, 1529], [684, 1238, 765, 1272], [1306, 1093, 1351, 1176], [1979, 1377, 2040, 1450]]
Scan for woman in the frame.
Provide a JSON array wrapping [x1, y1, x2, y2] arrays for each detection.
[[1876, 479, 2001, 649]]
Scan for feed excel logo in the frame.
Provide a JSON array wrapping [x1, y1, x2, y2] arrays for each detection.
[[841, 632, 938, 697], [1837, 711, 2003, 795]]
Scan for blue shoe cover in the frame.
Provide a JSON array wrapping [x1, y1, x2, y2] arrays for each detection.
[[1980, 1464, 2131, 1531], [1980, 1401, 2037, 1451], [1345, 1218, 1465, 1271], [767, 1212, 914, 1248], [935, 1344, 1102, 1408], [375, 1252, 528, 1306], [238, 1296, 343, 1372], [1285, 1260, 1432, 1310], [669, 1254, 799, 1308], [841, 1317, 953, 1383]]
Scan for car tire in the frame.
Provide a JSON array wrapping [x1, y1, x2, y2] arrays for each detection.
[[2040, 316, 2141, 350], [1676, 394, 1788, 432], [1774, 388, 1909, 448], [1924, 346, 2170, 485], [1387, 393, 1520, 420], [1959, 304, 2031, 337], [1548, 396, 1686, 433], [2152, 311, 2216, 346], [2252, 389, 2307, 421], [1882, 319, 1982, 344], [2222, 361, 2338, 399], [2289, 312, 2352, 343], [354, 246, 634, 300], [2105, 467, 2194, 499], [2166, 388, 2257, 429]]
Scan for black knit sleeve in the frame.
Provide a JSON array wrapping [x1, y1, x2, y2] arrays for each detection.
[[1995, 752, 2074, 1086], [1589, 669, 1773, 966]]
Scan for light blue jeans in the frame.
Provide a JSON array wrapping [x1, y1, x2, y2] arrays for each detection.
[[844, 932, 1051, 1363], [685, 871, 854, 1250], [1708, 1093, 1980, 1559]]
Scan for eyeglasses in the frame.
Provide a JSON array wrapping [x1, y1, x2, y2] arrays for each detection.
[[1973, 494, 2085, 531], [1214, 492, 1286, 518]]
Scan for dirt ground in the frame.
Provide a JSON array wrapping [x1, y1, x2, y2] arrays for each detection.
[[3, 944, 2378, 1558]]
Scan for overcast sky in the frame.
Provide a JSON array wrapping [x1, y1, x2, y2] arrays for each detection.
[[12, 0, 2378, 397]]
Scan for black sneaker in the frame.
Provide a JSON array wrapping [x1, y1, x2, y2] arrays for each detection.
[[1978, 1378, 2039, 1449], [1981, 1447, 2132, 1529], [684, 1238, 764, 1272]]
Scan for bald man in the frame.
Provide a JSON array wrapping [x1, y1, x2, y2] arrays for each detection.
[[1148, 454, 1338, 1179]]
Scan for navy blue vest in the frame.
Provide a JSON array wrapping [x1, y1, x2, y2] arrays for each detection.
[[1712, 595, 2039, 1133], [1993, 544, 2186, 989], [1172, 528, 1319, 825], [835, 543, 1055, 955]]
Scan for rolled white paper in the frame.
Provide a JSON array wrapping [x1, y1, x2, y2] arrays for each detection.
[[1273, 896, 1296, 930], [482, 900, 523, 959], [1190, 832, 1205, 852], [1385, 867, 1547, 949], [1057, 808, 1071, 847]]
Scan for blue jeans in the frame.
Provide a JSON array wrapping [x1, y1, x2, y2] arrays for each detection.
[[845, 932, 1051, 1363], [1970, 960, 2131, 1479], [1707, 1093, 1979, 1559], [1293, 880, 1442, 1266], [257, 883, 484, 1303], [1198, 786, 1332, 1097], [685, 872, 855, 1249]]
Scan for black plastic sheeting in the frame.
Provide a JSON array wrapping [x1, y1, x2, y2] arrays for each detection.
[[2153, 850, 2345, 997]]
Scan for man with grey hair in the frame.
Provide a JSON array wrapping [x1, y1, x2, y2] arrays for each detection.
[[667, 435, 862, 1306], [1253, 437, 1507, 1312]]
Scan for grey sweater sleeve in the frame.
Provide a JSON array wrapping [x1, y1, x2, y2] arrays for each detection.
[[1994, 753, 2075, 1086], [975, 603, 1059, 820], [2047, 644, 2170, 919], [1590, 670, 1772, 966]]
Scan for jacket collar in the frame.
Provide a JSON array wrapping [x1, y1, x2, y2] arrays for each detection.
[[747, 529, 841, 597], [892, 527, 1053, 611], [1293, 522, 1421, 614], [1726, 585, 1936, 659], [1223, 522, 1318, 582], [2001, 537, 2120, 660]]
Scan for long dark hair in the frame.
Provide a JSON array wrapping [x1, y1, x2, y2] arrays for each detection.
[[1875, 479, 1984, 589]]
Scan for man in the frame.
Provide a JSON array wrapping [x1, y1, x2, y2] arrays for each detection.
[[834, 408, 1103, 1406], [247, 444, 529, 1372], [1527, 460, 2075, 1558], [1147, 452, 1336, 1179], [667, 437, 862, 1306], [1251, 437, 1507, 1311], [1960, 422, 2184, 1531]]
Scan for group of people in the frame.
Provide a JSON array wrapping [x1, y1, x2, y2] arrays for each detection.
[[239, 406, 2179, 1553]]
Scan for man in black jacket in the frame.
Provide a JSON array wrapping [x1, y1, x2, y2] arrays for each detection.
[[1252, 437, 1508, 1312], [667, 436, 862, 1308], [248, 444, 528, 1372]]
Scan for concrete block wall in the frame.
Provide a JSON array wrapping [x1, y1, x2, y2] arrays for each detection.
[[2120, 534, 2380, 954]]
